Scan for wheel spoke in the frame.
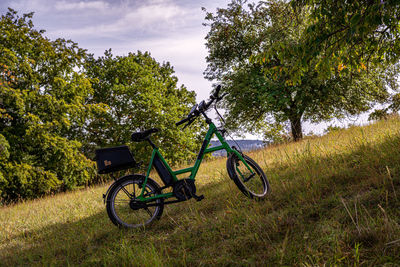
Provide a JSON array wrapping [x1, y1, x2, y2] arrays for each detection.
[[120, 185, 132, 199], [143, 188, 155, 197], [144, 208, 153, 217], [243, 173, 256, 183], [113, 200, 131, 203]]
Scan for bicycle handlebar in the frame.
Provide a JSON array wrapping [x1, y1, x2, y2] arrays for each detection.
[[176, 85, 226, 128], [202, 88, 226, 112], [175, 116, 191, 126]]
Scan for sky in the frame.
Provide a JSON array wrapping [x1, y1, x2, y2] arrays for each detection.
[[0, 0, 223, 101], [0, 0, 371, 138]]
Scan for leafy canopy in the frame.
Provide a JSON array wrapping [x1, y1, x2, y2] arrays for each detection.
[[84, 50, 205, 166], [204, 0, 398, 141], [0, 9, 105, 201], [256, 0, 400, 83]]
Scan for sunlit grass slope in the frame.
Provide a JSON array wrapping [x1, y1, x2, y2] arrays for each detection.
[[1, 116, 400, 266]]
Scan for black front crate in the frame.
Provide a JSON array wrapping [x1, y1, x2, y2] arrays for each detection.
[[95, 145, 137, 174]]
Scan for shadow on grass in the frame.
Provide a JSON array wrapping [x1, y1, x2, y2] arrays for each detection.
[[0, 174, 241, 265]]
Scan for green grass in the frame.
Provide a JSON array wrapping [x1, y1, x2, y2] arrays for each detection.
[[1, 116, 400, 266]]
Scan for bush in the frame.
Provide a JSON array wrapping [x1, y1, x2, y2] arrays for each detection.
[[0, 163, 60, 202]]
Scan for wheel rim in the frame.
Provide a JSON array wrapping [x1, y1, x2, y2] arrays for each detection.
[[110, 179, 161, 228], [234, 158, 267, 197]]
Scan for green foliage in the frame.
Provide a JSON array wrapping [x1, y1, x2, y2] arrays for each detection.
[[0, 163, 60, 201], [204, 0, 398, 141], [324, 125, 343, 134], [84, 50, 205, 165], [369, 109, 389, 121], [0, 9, 104, 202], [279, 0, 400, 81], [261, 122, 288, 144], [390, 93, 400, 112], [369, 93, 400, 121], [0, 134, 9, 161]]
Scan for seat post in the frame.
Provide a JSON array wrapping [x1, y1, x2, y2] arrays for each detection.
[[146, 138, 158, 149]]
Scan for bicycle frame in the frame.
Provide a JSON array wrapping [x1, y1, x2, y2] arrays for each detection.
[[137, 121, 254, 202]]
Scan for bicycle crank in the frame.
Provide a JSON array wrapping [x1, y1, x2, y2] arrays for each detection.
[[173, 179, 204, 201]]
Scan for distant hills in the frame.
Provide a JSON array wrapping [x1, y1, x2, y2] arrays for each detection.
[[209, 140, 266, 156]]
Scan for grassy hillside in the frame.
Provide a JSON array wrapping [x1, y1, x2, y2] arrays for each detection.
[[1, 116, 400, 266]]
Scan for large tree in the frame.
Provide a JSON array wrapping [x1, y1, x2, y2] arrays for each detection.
[[0, 9, 106, 201], [204, 0, 398, 141], [84, 50, 205, 165]]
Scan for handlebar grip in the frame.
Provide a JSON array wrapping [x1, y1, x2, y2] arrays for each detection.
[[176, 117, 190, 126]]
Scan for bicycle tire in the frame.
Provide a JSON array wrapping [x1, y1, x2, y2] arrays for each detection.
[[106, 175, 164, 228], [226, 153, 270, 199]]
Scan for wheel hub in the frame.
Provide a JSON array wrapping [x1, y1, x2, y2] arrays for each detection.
[[129, 199, 147, 210]]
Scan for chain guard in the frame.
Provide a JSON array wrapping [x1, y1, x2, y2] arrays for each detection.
[[173, 179, 196, 201]]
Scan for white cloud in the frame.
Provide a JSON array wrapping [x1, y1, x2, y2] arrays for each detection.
[[5, 0, 54, 13], [48, 1, 192, 38], [54, 1, 109, 11], [124, 3, 187, 27], [118, 32, 212, 100]]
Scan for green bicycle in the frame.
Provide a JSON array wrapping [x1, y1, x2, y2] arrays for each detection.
[[95, 86, 270, 228]]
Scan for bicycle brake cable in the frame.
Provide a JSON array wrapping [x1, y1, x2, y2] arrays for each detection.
[[214, 102, 225, 125], [214, 102, 243, 154]]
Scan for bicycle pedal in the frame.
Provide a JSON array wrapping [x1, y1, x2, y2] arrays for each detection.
[[193, 194, 204, 202]]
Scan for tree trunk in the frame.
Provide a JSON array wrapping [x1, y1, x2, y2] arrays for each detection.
[[290, 116, 303, 141]]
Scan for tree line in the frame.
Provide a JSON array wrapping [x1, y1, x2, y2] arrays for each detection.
[[0, 9, 204, 203]]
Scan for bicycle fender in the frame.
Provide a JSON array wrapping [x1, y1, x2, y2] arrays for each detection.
[[226, 154, 235, 180]]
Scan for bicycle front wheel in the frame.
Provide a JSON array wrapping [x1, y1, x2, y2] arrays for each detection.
[[106, 175, 164, 228], [226, 153, 270, 199]]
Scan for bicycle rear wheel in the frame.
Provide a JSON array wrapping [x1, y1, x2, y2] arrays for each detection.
[[226, 153, 270, 199], [106, 175, 164, 228]]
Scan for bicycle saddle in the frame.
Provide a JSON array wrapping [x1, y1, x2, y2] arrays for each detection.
[[131, 128, 159, 142]]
